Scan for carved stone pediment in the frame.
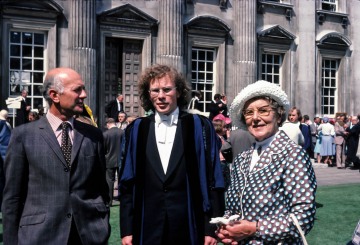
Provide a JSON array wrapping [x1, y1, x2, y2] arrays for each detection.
[[185, 15, 231, 37], [98, 3, 158, 28], [258, 25, 295, 40], [316, 31, 351, 51], [1, 0, 63, 19]]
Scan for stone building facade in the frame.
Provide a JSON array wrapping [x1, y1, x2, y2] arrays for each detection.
[[0, 0, 358, 127]]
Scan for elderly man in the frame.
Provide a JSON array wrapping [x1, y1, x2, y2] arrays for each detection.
[[3, 67, 110, 244], [116, 111, 128, 130]]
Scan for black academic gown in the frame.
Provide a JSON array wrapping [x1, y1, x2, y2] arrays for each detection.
[[119, 113, 224, 245]]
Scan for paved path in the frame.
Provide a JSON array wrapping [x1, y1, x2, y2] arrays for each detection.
[[312, 162, 360, 186]]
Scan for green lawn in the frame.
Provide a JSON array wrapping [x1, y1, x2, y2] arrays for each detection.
[[306, 183, 360, 245], [1, 184, 359, 244]]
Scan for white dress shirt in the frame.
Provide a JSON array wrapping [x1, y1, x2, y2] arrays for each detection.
[[155, 108, 179, 174]]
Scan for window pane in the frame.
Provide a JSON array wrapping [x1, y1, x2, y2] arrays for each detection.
[[22, 46, 32, 57], [198, 62, 205, 71], [198, 51, 205, 60], [34, 60, 43, 71], [274, 75, 279, 84], [10, 58, 20, 69], [192, 72, 197, 79], [33, 97, 44, 109], [22, 32, 33, 44], [34, 47, 44, 57], [266, 55, 272, 63], [198, 72, 205, 80], [34, 33, 44, 45], [33, 72, 44, 83], [274, 65, 279, 73], [33, 85, 43, 96], [22, 59, 32, 70], [10, 32, 21, 43], [10, 45, 21, 56], [207, 52, 214, 61]]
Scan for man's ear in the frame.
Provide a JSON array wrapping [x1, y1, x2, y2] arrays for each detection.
[[49, 89, 60, 103]]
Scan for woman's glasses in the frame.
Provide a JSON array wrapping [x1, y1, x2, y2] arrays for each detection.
[[242, 106, 274, 119]]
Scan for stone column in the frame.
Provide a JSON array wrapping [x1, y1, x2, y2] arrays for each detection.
[[68, 0, 97, 112], [156, 0, 183, 72], [233, 0, 257, 92]]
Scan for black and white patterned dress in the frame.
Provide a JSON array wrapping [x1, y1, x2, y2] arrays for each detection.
[[226, 131, 317, 245]]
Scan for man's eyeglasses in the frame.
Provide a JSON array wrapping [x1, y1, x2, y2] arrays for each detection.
[[242, 106, 274, 119], [149, 87, 177, 96]]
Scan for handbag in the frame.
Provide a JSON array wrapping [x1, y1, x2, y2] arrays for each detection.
[[289, 213, 308, 245]]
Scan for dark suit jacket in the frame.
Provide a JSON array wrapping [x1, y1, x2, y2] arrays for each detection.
[[208, 101, 222, 120], [105, 99, 123, 122], [229, 128, 255, 161], [2, 117, 110, 245], [346, 122, 360, 160], [103, 126, 124, 168], [15, 99, 29, 126], [119, 113, 224, 245]]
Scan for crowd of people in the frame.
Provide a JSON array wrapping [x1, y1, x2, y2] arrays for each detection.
[[0, 64, 358, 244]]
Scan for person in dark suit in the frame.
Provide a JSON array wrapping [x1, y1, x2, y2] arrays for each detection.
[[15, 89, 31, 126], [119, 64, 225, 245], [103, 117, 124, 205], [105, 93, 124, 122], [208, 93, 225, 120], [2, 67, 110, 245], [346, 115, 360, 169]]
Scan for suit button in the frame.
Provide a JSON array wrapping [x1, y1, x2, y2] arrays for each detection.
[[163, 187, 168, 193], [64, 168, 69, 172], [67, 213, 72, 218]]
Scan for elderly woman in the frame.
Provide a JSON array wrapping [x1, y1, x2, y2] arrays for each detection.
[[318, 117, 335, 167], [216, 80, 317, 244]]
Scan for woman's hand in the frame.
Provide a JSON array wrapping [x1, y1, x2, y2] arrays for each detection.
[[216, 225, 238, 244], [216, 220, 257, 243]]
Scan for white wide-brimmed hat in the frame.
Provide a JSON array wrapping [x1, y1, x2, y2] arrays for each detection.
[[229, 80, 290, 129], [0, 109, 9, 120]]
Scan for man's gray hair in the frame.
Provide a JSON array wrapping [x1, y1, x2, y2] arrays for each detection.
[[42, 73, 64, 106]]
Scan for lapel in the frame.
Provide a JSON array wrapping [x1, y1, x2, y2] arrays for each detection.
[[38, 117, 68, 168], [72, 120, 85, 166], [164, 119, 183, 180], [146, 119, 166, 181], [251, 131, 291, 173]]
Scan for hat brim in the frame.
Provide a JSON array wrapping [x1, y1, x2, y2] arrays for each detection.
[[229, 80, 290, 130]]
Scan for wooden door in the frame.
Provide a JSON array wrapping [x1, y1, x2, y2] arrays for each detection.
[[122, 40, 142, 117], [104, 38, 121, 106]]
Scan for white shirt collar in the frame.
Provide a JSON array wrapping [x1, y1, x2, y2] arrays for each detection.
[[155, 107, 179, 126]]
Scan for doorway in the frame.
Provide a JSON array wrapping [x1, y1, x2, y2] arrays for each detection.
[[103, 37, 142, 118]]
